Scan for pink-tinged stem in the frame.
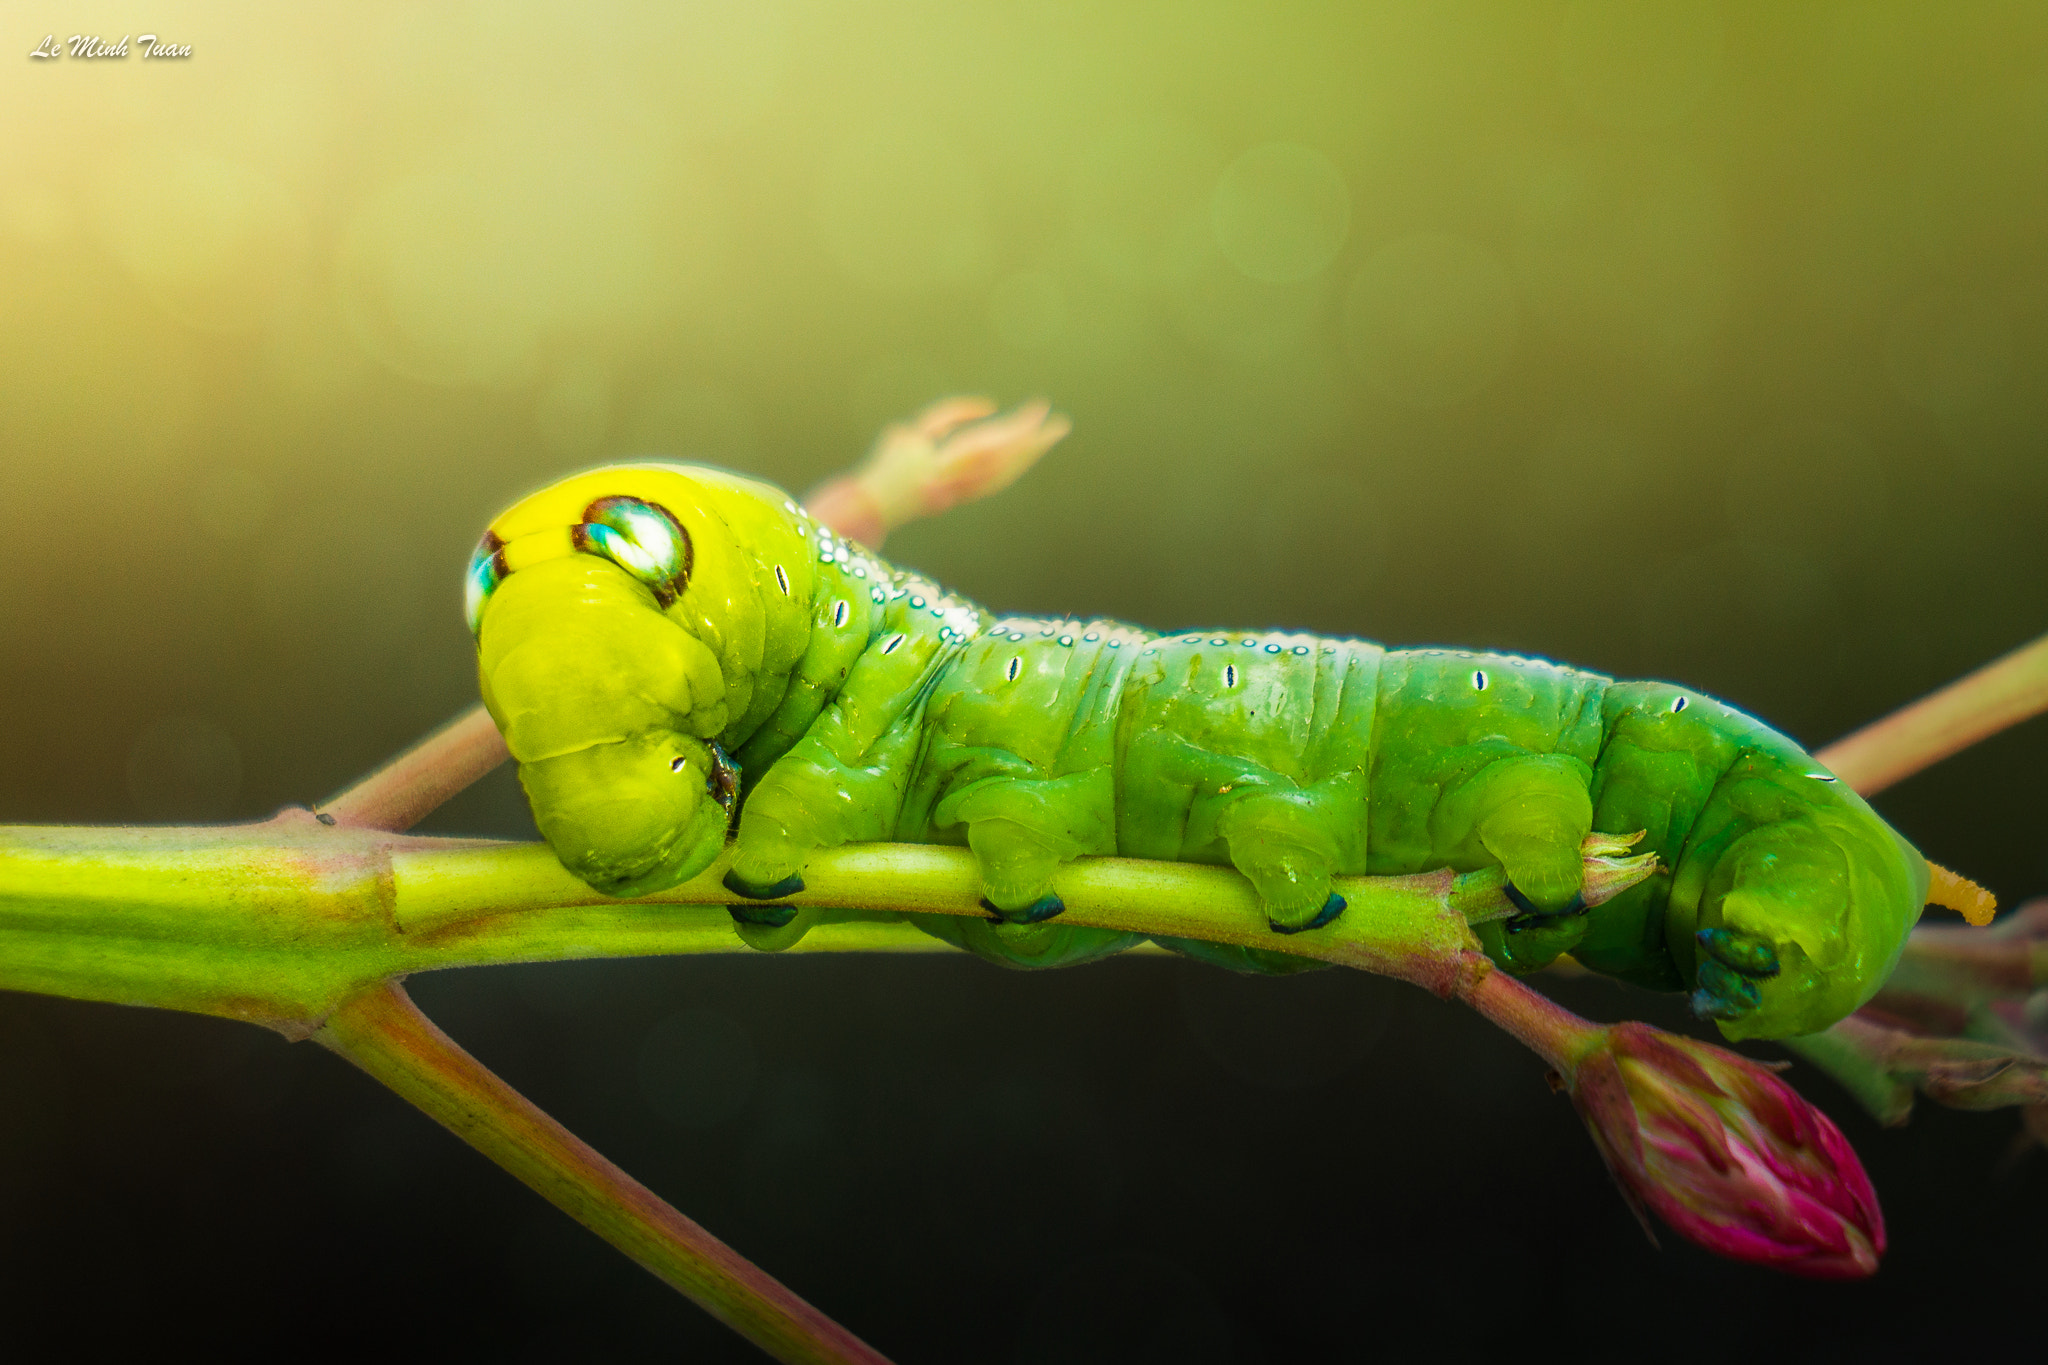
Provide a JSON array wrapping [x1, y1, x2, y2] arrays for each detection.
[[319, 705, 510, 833], [1818, 629, 2048, 796], [1458, 967, 1606, 1078], [316, 982, 893, 1365]]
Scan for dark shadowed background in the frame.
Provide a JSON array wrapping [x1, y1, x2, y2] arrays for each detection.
[[2, 3, 2045, 1360]]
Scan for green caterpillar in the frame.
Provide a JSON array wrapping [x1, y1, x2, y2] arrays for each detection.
[[468, 462, 1934, 1040]]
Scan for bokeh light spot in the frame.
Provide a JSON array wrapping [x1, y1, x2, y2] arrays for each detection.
[[90, 153, 307, 335], [1162, 212, 1327, 361], [1069, 120, 1224, 285], [336, 171, 546, 388], [335, 128, 698, 388], [1209, 142, 1351, 285]]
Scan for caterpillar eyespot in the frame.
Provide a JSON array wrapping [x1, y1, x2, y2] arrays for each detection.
[[1006, 657, 1022, 681], [832, 600, 849, 628], [670, 755, 686, 773], [463, 531, 506, 636], [774, 564, 790, 595], [1473, 670, 1488, 690], [464, 496, 696, 636], [1671, 696, 1688, 713], [1225, 664, 1238, 687], [578, 496, 692, 607]]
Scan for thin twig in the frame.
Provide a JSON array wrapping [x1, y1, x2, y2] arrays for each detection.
[[315, 981, 893, 1365], [319, 704, 509, 832], [1456, 966, 1603, 1075], [1817, 629, 2048, 796]]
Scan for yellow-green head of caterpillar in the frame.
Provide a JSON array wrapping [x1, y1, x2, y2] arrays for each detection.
[[466, 465, 813, 896]]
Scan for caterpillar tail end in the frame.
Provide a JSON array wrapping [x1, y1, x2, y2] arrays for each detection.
[[1926, 861, 1997, 927]]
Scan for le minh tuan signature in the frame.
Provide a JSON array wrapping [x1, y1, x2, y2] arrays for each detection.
[[30, 34, 192, 60]]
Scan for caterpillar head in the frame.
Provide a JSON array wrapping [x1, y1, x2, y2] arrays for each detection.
[[467, 465, 816, 897], [1663, 755, 1928, 1041]]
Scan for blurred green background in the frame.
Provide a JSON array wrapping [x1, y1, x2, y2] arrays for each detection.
[[2, 2, 2044, 1359]]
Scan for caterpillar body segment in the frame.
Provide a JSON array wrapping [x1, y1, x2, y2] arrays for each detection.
[[469, 464, 1934, 1040]]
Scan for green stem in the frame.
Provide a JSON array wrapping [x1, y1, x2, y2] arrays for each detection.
[[1782, 1012, 2048, 1124], [0, 814, 1658, 1028], [317, 981, 892, 1365], [0, 784, 1633, 1365], [395, 839, 1494, 994], [1779, 1022, 1918, 1127]]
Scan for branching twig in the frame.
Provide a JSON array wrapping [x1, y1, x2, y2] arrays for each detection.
[[803, 396, 1070, 550], [317, 982, 891, 1365], [8, 401, 2047, 1338], [1816, 628, 2048, 796], [320, 704, 508, 833]]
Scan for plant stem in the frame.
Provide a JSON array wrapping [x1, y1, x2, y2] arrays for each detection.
[[316, 981, 893, 1365], [320, 704, 509, 832], [391, 838, 1499, 996], [1778, 1020, 1917, 1125], [1457, 967, 1607, 1079], [1816, 628, 2048, 796], [1868, 900, 2048, 1029]]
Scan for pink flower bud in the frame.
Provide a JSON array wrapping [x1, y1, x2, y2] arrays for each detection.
[[1569, 1021, 1884, 1278]]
